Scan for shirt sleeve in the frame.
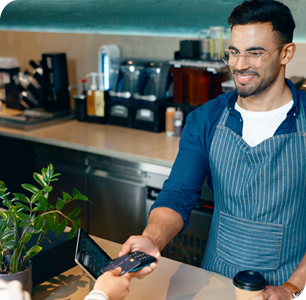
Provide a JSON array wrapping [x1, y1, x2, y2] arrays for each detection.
[[83, 290, 109, 300], [150, 109, 209, 230]]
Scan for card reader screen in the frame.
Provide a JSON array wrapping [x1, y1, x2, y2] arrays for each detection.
[[77, 231, 112, 279]]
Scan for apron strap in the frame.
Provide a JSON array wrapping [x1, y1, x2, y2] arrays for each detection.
[[218, 107, 230, 127], [297, 98, 306, 133]]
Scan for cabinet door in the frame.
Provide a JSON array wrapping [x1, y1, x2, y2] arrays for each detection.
[[0, 136, 37, 209], [88, 169, 146, 244]]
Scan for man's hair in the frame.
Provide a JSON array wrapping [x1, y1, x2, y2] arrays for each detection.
[[228, 0, 295, 44]]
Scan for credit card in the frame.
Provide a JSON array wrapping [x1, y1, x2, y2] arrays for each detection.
[[100, 254, 140, 275]]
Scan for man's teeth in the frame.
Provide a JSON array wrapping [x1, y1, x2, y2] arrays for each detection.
[[238, 74, 254, 78]]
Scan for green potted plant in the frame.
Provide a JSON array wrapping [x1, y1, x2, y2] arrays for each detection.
[[0, 164, 88, 292]]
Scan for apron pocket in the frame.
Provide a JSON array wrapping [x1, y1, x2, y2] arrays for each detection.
[[217, 211, 283, 273]]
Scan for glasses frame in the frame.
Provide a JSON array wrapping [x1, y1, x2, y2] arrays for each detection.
[[221, 44, 286, 68]]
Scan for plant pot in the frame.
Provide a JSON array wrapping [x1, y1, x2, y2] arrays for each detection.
[[0, 255, 32, 294]]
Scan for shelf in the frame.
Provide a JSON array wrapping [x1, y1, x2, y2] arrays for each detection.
[[169, 60, 228, 73]]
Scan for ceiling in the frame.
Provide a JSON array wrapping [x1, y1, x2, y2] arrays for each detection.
[[0, 0, 305, 41]]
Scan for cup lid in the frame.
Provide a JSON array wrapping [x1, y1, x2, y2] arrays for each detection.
[[233, 270, 266, 291]]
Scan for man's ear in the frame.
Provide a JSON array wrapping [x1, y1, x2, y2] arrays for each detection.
[[281, 43, 296, 65]]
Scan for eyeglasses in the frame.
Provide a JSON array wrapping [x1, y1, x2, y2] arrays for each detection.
[[221, 44, 286, 68]]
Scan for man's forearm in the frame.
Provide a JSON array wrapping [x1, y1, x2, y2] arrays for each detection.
[[142, 207, 184, 251], [287, 252, 306, 290]]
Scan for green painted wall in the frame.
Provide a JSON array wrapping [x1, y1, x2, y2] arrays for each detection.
[[0, 0, 305, 41]]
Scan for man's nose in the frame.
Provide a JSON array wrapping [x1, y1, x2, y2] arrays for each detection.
[[235, 55, 250, 70]]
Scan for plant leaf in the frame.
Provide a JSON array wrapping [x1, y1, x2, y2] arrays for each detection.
[[0, 188, 8, 197], [47, 164, 54, 180], [0, 211, 9, 220], [56, 219, 67, 236], [41, 168, 48, 184], [69, 219, 81, 239], [15, 212, 30, 222], [0, 210, 10, 219], [63, 192, 72, 203], [43, 192, 49, 201], [56, 197, 65, 210], [0, 181, 6, 188], [25, 245, 42, 259], [0, 229, 15, 241], [0, 218, 7, 234], [72, 189, 88, 201], [43, 186, 53, 193], [21, 232, 32, 244], [36, 229, 43, 243], [17, 222, 28, 227], [2, 201, 9, 208], [33, 173, 47, 187], [12, 193, 29, 204], [49, 213, 59, 231], [34, 215, 44, 230], [33, 204, 44, 212], [3, 240, 18, 250], [21, 184, 40, 194], [67, 207, 82, 219], [39, 194, 48, 211], [31, 190, 43, 204], [15, 203, 31, 212]]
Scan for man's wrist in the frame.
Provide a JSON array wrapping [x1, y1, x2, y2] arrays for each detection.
[[282, 282, 303, 299]]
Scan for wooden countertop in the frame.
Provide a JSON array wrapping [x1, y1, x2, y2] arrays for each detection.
[[32, 236, 236, 300], [0, 120, 180, 168]]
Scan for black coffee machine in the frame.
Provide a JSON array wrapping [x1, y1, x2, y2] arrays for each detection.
[[40, 53, 70, 112], [107, 59, 172, 132]]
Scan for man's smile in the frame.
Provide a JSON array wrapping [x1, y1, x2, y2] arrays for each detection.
[[233, 70, 258, 84]]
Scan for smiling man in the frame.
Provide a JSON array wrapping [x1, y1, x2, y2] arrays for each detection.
[[120, 1, 306, 299]]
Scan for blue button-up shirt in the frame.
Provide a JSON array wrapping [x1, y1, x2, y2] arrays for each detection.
[[151, 78, 306, 230]]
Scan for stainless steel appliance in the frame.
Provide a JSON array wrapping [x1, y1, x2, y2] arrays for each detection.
[[86, 154, 146, 244], [146, 171, 214, 267]]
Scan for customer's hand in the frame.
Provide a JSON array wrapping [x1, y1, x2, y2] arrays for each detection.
[[119, 235, 160, 279], [0, 280, 31, 300], [251, 285, 293, 300], [93, 267, 131, 300]]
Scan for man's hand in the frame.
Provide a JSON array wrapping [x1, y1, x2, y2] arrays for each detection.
[[93, 267, 131, 300], [119, 235, 161, 279], [251, 285, 293, 300]]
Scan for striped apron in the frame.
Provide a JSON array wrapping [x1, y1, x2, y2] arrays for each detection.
[[201, 100, 306, 286]]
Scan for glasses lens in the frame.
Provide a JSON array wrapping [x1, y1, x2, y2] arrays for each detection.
[[221, 50, 230, 65], [222, 50, 237, 66], [245, 53, 261, 68]]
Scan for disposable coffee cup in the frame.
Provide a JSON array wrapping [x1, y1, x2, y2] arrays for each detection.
[[233, 270, 266, 300]]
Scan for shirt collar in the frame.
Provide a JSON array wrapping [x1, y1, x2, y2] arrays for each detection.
[[227, 78, 299, 115]]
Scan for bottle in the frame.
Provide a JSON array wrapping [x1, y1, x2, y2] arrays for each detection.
[[86, 72, 106, 123], [173, 108, 183, 137], [166, 107, 175, 137], [81, 79, 87, 96], [95, 73, 105, 119]]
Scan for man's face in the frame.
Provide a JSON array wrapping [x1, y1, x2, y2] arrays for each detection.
[[229, 23, 282, 98]]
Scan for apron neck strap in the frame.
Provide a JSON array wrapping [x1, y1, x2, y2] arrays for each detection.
[[296, 98, 306, 132]]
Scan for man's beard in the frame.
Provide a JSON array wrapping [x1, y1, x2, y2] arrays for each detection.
[[233, 70, 276, 98]]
